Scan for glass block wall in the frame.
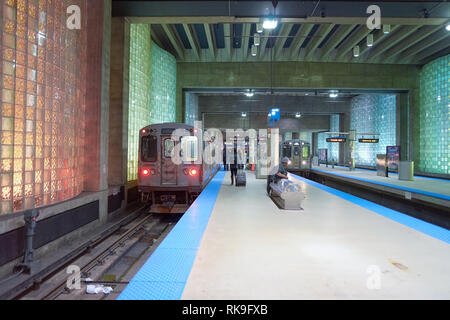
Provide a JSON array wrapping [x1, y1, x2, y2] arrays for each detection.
[[149, 41, 176, 125], [350, 94, 396, 167], [128, 24, 151, 181], [1, 0, 87, 214], [317, 115, 339, 161], [419, 54, 449, 175], [185, 92, 198, 126]]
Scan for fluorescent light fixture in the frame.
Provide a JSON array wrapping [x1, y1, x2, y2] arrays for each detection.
[[256, 23, 263, 33], [263, 18, 278, 30], [353, 45, 360, 57], [241, 112, 247, 117], [254, 33, 261, 46], [251, 44, 257, 56], [295, 113, 301, 118], [446, 23, 450, 31], [367, 34, 373, 47], [383, 24, 391, 34]]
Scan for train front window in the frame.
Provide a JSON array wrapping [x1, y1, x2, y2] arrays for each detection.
[[282, 145, 291, 158], [141, 135, 157, 162], [164, 139, 175, 158], [181, 136, 198, 162]]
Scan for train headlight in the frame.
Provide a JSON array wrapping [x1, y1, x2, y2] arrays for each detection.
[[189, 168, 198, 176], [142, 169, 150, 176]]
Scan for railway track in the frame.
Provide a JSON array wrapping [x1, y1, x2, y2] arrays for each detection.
[[1, 205, 180, 300]]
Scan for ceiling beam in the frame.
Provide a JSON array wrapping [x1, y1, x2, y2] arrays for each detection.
[[414, 38, 450, 64], [289, 24, 314, 60], [274, 24, 293, 59], [128, 17, 448, 26], [161, 24, 185, 60], [182, 24, 200, 60], [223, 23, 232, 60], [396, 28, 450, 64], [381, 25, 444, 63], [364, 25, 422, 62], [257, 31, 269, 60], [241, 23, 251, 61], [203, 23, 216, 61], [304, 24, 335, 60], [150, 28, 165, 48], [334, 25, 372, 60], [319, 24, 356, 61]]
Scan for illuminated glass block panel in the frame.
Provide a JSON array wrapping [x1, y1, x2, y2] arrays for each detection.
[[185, 92, 198, 126], [149, 41, 176, 125], [350, 94, 396, 167], [128, 24, 151, 182], [0, 0, 87, 214], [317, 115, 340, 162], [419, 54, 449, 175]]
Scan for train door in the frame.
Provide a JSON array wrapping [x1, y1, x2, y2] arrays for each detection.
[[161, 136, 177, 185]]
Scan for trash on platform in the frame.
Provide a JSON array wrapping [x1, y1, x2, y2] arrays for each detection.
[[86, 284, 113, 294]]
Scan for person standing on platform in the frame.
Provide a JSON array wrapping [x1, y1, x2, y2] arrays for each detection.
[[230, 144, 238, 185]]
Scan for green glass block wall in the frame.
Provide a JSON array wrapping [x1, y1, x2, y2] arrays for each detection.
[[128, 24, 151, 181], [149, 41, 176, 125], [350, 94, 396, 167], [185, 92, 198, 126], [419, 54, 449, 175], [317, 115, 340, 161]]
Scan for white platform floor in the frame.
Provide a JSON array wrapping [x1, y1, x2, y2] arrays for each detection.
[[312, 165, 450, 197], [181, 171, 450, 299]]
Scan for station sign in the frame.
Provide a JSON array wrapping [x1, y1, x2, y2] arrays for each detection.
[[358, 138, 379, 143], [326, 137, 346, 142]]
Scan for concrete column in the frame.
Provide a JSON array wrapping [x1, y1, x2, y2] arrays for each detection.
[[397, 92, 411, 161], [109, 17, 130, 188], [84, 0, 111, 223]]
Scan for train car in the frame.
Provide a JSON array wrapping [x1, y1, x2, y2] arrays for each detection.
[[281, 139, 312, 172], [138, 123, 220, 213]]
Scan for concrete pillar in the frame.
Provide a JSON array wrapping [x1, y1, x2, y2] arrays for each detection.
[[109, 17, 130, 188], [84, 0, 111, 223], [397, 92, 411, 161]]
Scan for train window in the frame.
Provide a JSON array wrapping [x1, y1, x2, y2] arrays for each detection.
[[294, 146, 300, 156], [303, 145, 310, 158], [141, 135, 157, 162], [282, 145, 291, 158], [164, 139, 175, 158], [181, 136, 198, 162]]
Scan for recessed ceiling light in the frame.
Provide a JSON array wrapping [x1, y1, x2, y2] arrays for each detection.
[[245, 90, 254, 97], [446, 23, 450, 31], [295, 113, 301, 118], [241, 112, 247, 117]]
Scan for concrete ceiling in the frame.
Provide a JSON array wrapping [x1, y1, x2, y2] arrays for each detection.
[[112, 1, 450, 65]]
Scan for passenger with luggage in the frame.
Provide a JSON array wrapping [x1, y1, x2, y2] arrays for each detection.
[[274, 157, 290, 183]]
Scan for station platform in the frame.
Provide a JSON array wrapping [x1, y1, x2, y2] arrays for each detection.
[[118, 169, 450, 300], [309, 165, 450, 208]]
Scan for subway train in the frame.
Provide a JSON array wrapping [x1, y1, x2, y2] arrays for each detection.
[[281, 139, 312, 172], [138, 123, 220, 213]]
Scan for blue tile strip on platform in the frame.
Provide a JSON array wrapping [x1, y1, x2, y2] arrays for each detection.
[[290, 173, 450, 244], [311, 168, 450, 201], [117, 170, 226, 300]]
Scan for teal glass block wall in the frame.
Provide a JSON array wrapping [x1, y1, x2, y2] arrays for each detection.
[[185, 93, 199, 126], [419, 54, 449, 175], [128, 24, 151, 181], [149, 42, 177, 125], [350, 94, 396, 167], [317, 115, 340, 161]]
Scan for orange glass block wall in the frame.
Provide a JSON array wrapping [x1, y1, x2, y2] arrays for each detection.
[[0, 0, 87, 214]]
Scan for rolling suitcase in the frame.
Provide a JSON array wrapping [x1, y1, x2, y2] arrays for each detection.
[[235, 168, 246, 187]]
